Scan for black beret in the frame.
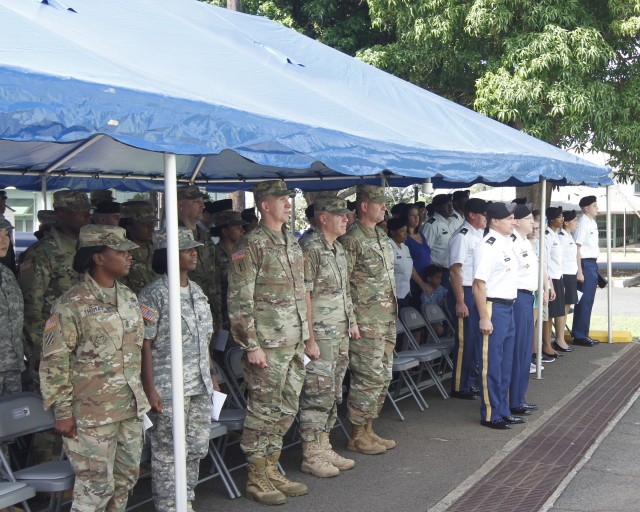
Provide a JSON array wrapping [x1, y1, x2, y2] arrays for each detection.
[[346, 200, 357, 212], [464, 198, 486, 214], [241, 207, 258, 221], [390, 203, 410, 216], [579, 195, 597, 208], [305, 204, 314, 220], [204, 199, 233, 214], [414, 201, 426, 209], [452, 190, 470, 200], [563, 209, 577, 222], [94, 201, 121, 214], [545, 206, 563, 219], [387, 218, 406, 232], [486, 202, 511, 220], [514, 204, 532, 219], [431, 194, 452, 207], [511, 197, 527, 205]]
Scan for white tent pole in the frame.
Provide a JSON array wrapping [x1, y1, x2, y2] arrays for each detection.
[[41, 175, 47, 209], [164, 153, 188, 512], [189, 156, 206, 184], [606, 185, 612, 343], [535, 178, 546, 379]]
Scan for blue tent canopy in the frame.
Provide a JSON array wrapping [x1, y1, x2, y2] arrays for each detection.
[[0, 0, 611, 191]]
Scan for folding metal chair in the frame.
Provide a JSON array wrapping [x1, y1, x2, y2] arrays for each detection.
[[0, 481, 35, 510], [397, 312, 450, 399], [420, 302, 457, 366], [0, 392, 75, 512], [402, 306, 454, 369], [386, 355, 426, 421]]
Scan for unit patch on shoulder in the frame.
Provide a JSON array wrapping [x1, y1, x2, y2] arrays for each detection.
[[485, 237, 496, 245], [139, 304, 158, 323]]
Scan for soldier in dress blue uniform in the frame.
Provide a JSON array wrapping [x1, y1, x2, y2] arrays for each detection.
[[421, 194, 454, 292], [447, 198, 486, 399], [472, 202, 523, 430], [449, 190, 469, 232]]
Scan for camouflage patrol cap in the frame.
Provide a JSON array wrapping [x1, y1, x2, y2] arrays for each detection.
[[213, 210, 248, 228], [78, 225, 138, 250], [153, 227, 204, 250], [177, 185, 207, 201], [0, 217, 13, 231], [53, 190, 91, 211], [37, 210, 56, 226], [252, 180, 294, 202], [121, 201, 156, 222], [355, 184, 387, 204], [90, 189, 114, 206], [313, 195, 350, 215]]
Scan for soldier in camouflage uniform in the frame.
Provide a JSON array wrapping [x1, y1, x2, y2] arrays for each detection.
[[139, 228, 215, 512], [0, 218, 24, 395], [40, 225, 149, 512], [19, 190, 90, 381], [213, 210, 247, 333], [228, 180, 308, 506], [119, 201, 159, 294], [339, 184, 398, 454], [299, 196, 358, 478], [177, 185, 222, 330]]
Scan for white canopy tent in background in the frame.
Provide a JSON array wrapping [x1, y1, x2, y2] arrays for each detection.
[[0, 0, 614, 509]]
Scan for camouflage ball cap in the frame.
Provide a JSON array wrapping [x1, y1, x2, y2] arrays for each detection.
[[78, 225, 139, 250], [252, 180, 295, 202], [53, 190, 91, 211], [177, 185, 207, 201], [153, 227, 204, 250], [355, 184, 387, 204], [313, 195, 350, 215], [121, 201, 156, 222], [37, 210, 56, 226]]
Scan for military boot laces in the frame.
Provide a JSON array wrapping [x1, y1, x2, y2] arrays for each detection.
[[320, 432, 355, 470], [266, 455, 308, 497], [301, 441, 340, 478], [365, 420, 396, 450], [347, 424, 386, 455], [246, 459, 287, 506]]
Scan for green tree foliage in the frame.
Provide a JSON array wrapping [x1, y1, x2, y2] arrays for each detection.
[[361, 0, 640, 181]]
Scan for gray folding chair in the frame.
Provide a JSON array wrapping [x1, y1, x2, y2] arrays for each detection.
[[420, 302, 457, 366], [386, 355, 426, 421], [396, 313, 450, 399], [201, 422, 240, 499], [0, 392, 75, 512], [0, 481, 36, 510], [401, 306, 454, 369]]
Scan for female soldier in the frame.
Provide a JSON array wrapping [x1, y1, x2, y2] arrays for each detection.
[[139, 227, 215, 512], [40, 224, 149, 512]]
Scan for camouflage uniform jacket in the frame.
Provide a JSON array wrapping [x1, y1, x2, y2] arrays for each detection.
[[228, 222, 308, 352], [39, 274, 150, 426], [18, 228, 82, 356], [138, 275, 214, 399], [215, 242, 232, 331], [300, 230, 356, 339], [178, 220, 222, 329], [119, 242, 159, 295], [0, 263, 24, 372], [339, 220, 397, 325]]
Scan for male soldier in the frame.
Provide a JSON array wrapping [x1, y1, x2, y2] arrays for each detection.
[[0, 190, 17, 275], [339, 184, 397, 454], [228, 180, 308, 506], [177, 185, 221, 330], [450, 190, 470, 231], [572, 195, 600, 346], [93, 201, 122, 227], [447, 198, 486, 399], [472, 202, 521, 430], [299, 196, 358, 478], [19, 190, 90, 377], [345, 201, 356, 230], [421, 193, 454, 291], [35, 210, 57, 240], [241, 207, 259, 234], [119, 201, 159, 295], [297, 203, 316, 246]]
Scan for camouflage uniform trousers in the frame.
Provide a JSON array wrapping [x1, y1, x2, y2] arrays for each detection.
[[0, 370, 22, 395], [63, 416, 143, 512], [148, 395, 212, 511], [241, 343, 305, 459], [347, 321, 396, 424], [299, 335, 349, 442]]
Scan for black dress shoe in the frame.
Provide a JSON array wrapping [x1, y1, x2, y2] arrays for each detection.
[[552, 341, 575, 353], [502, 415, 526, 424], [510, 407, 532, 415], [586, 336, 600, 344], [573, 337, 597, 347], [541, 351, 558, 359], [481, 419, 511, 430], [522, 402, 538, 411], [451, 391, 478, 400], [468, 386, 481, 396]]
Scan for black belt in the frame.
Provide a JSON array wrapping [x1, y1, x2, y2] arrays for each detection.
[[435, 266, 449, 272], [517, 289, 534, 295], [463, 285, 472, 289], [487, 297, 515, 306], [582, 258, 597, 262]]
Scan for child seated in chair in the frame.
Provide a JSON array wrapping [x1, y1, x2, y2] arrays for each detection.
[[420, 265, 447, 335]]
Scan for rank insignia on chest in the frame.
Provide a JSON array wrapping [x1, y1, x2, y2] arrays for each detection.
[[139, 304, 158, 323], [232, 250, 246, 261]]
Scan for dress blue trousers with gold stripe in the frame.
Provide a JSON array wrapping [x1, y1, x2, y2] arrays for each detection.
[[451, 286, 478, 394], [510, 291, 534, 409]]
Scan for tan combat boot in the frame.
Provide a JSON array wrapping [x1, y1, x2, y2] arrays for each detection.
[[320, 432, 355, 470], [266, 451, 308, 496], [301, 441, 340, 478], [347, 424, 386, 455], [246, 458, 287, 506], [365, 419, 396, 449]]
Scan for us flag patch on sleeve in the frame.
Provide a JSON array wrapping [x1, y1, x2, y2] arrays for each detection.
[[139, 305, 158, 323], [232, 250, 246, 262], [44, 316, 56, 332]]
